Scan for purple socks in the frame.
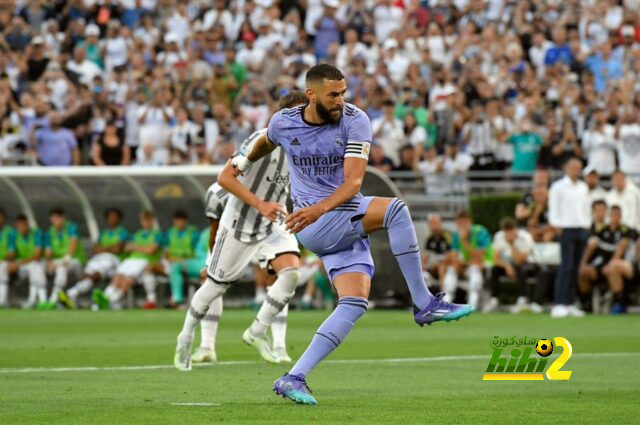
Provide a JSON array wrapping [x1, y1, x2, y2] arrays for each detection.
[[289, 296, 368, 377], [384, 198, 433, 310]]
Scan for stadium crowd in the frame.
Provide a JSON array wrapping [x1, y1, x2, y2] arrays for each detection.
[[0, 0, 637, 175]]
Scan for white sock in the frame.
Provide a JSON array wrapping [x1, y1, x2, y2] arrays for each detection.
[[68, 278, 93, 300], [249, 268, 300, 338], [105, 285, 124, 303], [254, 286, 266, 303], [271, 304, 288, 350], [25, 285, 37, 306], [200, 296, 223, 351], [0, 283, 7, 306], [141, 273, 156, 303], [50, 265, 69, 302], [179, 278, 229, 343], [443, 266, 458, 302], [467, 265, 483, 308], [301, 293, 312, 304]]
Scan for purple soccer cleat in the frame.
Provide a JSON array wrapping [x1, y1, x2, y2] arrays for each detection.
[[414, 292, 475, 327], [273, 373, 317, 405]]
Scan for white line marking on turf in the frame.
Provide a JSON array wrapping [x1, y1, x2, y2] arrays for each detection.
[[170, 403, 219, 407], [0, 352, 637, 374]]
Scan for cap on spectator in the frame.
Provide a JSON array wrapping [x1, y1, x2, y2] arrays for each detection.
[[583, 164, 598, 176], [383, 39, 399, 50], [621, 25, 635, 37], [242, 32, 256, 43], [85, 24, 100, 37], [323, 0, 340, 8], [31, 36, 44, 45], [255, 0, 274, 7], [164, 33, 179, 44]]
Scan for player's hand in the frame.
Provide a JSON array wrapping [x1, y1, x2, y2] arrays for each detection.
[[258, 201, 286, 222], [231, 155, 253, 176], [285, 205, 324, 233]]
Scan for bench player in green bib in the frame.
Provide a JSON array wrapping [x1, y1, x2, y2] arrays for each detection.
[[60, 208, 129, 309], [8, 215, 47, 308], [42, 208, 86, 310], [0, 209, 16, 308], [94, 210, 163, 309], [164, 210, 199, 308]]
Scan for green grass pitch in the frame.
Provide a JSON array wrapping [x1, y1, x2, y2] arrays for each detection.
[[1, 309, 639, 424]]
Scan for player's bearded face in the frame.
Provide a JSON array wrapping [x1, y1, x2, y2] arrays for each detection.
[[315, 93, 344, 123]]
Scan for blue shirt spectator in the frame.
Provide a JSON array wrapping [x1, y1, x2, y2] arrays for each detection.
[[31, 112, 79, 166], [586, 44, 624, 93]]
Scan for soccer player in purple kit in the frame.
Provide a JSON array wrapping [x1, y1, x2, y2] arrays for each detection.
[[232, 64, 474, 405]]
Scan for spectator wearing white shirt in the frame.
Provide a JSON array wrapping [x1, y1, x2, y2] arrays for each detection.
[[548, 158, 591, 318], [203, 0, 235, 40], [582, 109, 617, 176], [606, 170, 640, 231], [381, 39, 409, 85], [136, 93, 174, 163], [372, 99, 405, 166], [336, 29, 366, 71], [66, 46, 102, 87], [583, 166, 607, 206], [373, 0, 403, 41], [528, 32, 553, 78], [170, 107, 200, 164], [615, 108, 640, 177], [488, 218, 539, 314]]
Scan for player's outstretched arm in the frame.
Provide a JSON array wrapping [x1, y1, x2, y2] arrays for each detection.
[[232, 134, 277, 174], [285, 157, 367, 233], [218, 159, 285, 222]]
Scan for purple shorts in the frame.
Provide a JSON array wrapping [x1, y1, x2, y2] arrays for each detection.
[[297, 196, 375, 281]]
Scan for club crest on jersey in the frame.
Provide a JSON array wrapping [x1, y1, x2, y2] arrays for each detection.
[[291, 138, 300, 146], [335, 135, 344, 147]]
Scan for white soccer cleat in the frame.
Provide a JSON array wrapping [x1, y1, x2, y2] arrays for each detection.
[[191, 347, 217, 364], [567, 305, 586, 318], [242, 329, 279, 364], [482, 296, 499, 313], [273, 347, 292, 364], [550, 305, 569, 318], [528, 302, 544, 314], [174, 336, 192, 371]]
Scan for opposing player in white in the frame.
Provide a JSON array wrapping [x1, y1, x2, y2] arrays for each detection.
[[174, 92, 308, 370]]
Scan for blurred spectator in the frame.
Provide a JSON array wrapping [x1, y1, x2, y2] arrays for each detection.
[[584, 166, 607, 205], [91, 120, 130, 166], [367, 143, 393, 173], [66, 46, 102, 87], [606, 170, 640, 231], [462, 102, 496, 172], [373, 0, 403, 42], [169, 107, 199, 164], [392, 144, 417, 172], [29, 111, 79, 166], [488, 218, 538, 314], [505, 118, 543, 174], [582, 108, 617, 176], [137, 91, 173, 163], [314, 1, 343, 60], [615, 107, 640, 177], [372, 99, 404, 166]]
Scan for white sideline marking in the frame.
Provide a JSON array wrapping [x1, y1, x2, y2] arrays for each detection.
[[0, 352, 637, 374], [170, 403, 219, 407]]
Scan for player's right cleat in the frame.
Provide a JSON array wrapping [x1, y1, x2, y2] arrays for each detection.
[[191, 347, 217, 364], [242, 329, 279, 364], [273, 347, 292, 363], [414, 292, 475, 327], [173, 337, 192, 371], [92, 289, 110, 310], [273, 373, 317, 405], [36, 301, 56, 310], [58, 291, 75, 309]]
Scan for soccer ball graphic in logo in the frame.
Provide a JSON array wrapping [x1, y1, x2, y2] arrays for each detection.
[[536, 339, 553, 357]]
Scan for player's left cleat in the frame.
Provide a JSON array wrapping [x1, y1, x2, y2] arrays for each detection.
[[273, 373, 317, 405], [242, 329, 279, 364], [58, 291, 75, 309], [191, 347, 217, 364], [414, 292, 475, 327], [173, 336, 192, 371], [273, 347, 292, 363], [36, 301, 57, 310]]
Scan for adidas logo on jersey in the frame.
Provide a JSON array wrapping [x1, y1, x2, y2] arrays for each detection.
[[291, 138, 300, 146]]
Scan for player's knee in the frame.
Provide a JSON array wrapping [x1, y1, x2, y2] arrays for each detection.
[[277, 267, 300, 288], [383, 197, 410, 228]]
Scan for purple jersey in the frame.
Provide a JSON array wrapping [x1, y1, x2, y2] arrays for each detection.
[[266, 103, 372, 208]]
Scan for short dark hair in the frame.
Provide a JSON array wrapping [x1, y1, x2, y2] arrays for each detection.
[[15, 214, 28, 222], [49, 207, 65, 216], [104, 208, 123, 219], [456, 210, 471, 220], [500, 217, 517, 231], [278, 91, 308, 110], [611, 205, 622, 213], [140, 210, 155, 220], [173, 209, 188, 219], [592, 199, 607, 210], [305, 63, 345, 86]]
